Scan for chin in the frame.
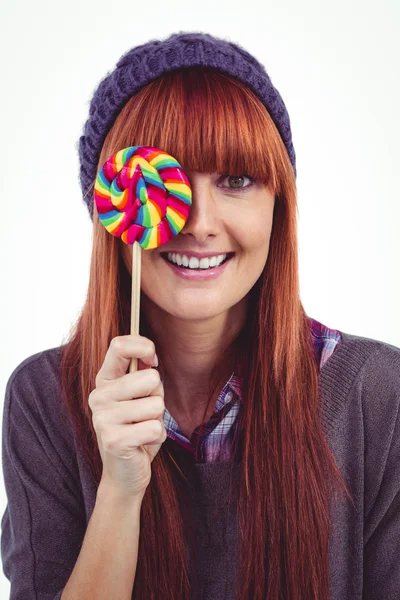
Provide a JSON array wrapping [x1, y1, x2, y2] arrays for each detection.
[[163, 303, 223, 321]]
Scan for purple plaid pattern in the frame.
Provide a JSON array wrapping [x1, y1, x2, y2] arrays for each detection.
[[163, 317, 342, 462]]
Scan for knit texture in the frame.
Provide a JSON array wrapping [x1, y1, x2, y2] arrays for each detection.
[[78, 31, 297, 219], [2, 329, 400, 598]]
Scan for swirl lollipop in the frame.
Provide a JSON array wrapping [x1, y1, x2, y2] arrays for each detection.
[[94, 146, 192, 371]]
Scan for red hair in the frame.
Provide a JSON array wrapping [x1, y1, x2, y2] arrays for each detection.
[[60, 67, 351, 599]]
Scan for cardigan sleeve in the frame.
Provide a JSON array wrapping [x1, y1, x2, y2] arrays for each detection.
[[0, 353, 87, 599], [362, 343, 400, 600]]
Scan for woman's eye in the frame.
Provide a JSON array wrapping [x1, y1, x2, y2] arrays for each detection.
[[219, 174, 256, 193]]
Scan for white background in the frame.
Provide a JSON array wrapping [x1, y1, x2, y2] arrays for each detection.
[[0, 0, 399, 594]]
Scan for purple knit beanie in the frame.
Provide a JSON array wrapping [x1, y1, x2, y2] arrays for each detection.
[[78, 31, 296, 220]]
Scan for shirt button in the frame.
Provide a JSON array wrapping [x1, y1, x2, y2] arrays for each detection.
[[226, 391, 233, 401]]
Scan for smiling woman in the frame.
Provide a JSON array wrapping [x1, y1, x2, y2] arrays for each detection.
[[62, 62, 345, 599], [2, 31, 400, 600]]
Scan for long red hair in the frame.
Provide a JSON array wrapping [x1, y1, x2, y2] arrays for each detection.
[[60, 67, 351, 599]]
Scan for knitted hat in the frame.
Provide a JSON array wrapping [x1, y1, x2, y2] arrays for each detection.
[[78, 31, 296, 220]]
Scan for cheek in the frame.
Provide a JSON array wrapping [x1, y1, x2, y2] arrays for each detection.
[[233, 209, 273, 257], [140, 249, 159, 285]]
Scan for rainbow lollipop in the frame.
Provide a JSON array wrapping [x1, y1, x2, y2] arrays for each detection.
[[94, 146, 192, 371]]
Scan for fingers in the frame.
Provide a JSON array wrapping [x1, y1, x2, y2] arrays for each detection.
[[96, 335, 157, 386], [106, 420, 166, 455], [91, 369, 163, 406]]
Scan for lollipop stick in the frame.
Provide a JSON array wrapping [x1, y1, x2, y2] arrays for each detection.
[[129, 241, 141, 373]]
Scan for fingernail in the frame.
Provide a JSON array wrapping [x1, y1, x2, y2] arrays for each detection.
[[153, 353, 159, 367]]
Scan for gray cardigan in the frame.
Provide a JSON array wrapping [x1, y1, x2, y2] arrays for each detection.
[[1, 330, 400, 599]]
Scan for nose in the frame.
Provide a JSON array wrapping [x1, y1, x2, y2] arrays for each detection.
[[179, 173, 221, 244]]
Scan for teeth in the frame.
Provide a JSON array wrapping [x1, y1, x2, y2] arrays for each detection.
[[166, 252, 228, 269], [189, 257, 199, 269]]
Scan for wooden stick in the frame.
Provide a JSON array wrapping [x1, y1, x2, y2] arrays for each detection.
[[129, 242, 141, 373]]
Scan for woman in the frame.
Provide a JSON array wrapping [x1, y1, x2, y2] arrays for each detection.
[[2, 31, 400, 600]]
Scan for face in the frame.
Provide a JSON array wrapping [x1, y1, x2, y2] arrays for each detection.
[[120, 171, 275, 322]]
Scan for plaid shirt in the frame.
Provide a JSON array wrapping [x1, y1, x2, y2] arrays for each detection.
[[163, 317, 342, 463]]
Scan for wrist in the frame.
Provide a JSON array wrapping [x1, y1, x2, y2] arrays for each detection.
[[97, 478, 146, 511]]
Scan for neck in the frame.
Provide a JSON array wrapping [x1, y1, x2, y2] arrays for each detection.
[[141, 296, 248, 418]]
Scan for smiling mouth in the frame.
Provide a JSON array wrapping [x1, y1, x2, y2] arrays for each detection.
[[160, 252, 235, 270]]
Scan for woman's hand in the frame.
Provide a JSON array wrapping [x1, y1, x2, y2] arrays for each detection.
[[89, 335, 166, 500]]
